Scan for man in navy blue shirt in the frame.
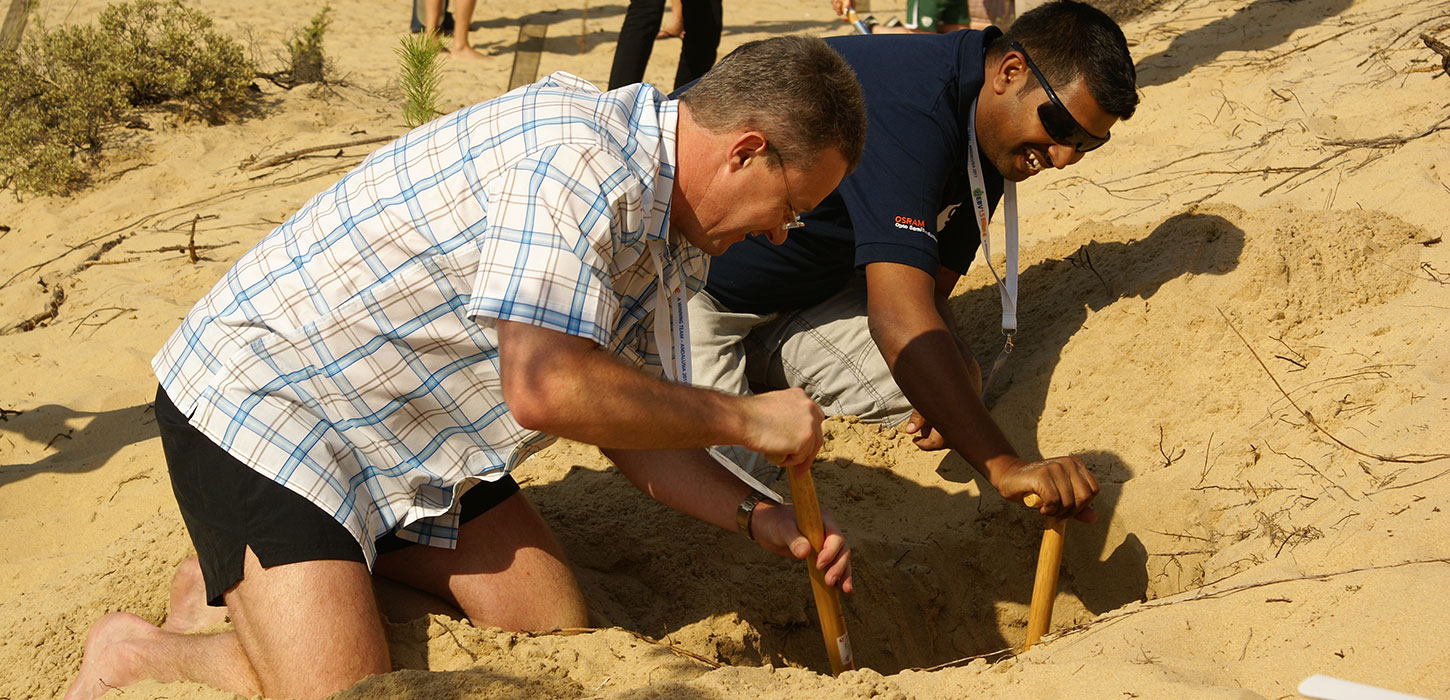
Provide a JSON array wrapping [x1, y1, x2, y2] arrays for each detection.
[[690, 0, 1139, 522]]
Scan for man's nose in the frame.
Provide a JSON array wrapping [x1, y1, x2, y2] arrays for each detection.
[[1048, 143, 1086, 168]]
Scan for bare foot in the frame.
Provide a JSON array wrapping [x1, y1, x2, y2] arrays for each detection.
[[657, 3, 683, 38], [62, 613, 162, 700], [446, 44, 488, 62], [162, 557, 228, 633]]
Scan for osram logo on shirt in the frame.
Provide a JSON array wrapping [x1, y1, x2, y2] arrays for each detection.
[[893, 215, 927, 234]]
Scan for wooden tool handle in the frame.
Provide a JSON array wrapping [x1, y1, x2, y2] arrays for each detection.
[[1021, 493, 1065, 650], [784, 464, 855, 675]]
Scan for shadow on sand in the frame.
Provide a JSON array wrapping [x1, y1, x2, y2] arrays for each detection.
[[1134, 0, 1356, 88], [0, 402, 157, 487]]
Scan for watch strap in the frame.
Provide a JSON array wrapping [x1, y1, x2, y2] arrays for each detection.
[[736, 491, 766, 540]]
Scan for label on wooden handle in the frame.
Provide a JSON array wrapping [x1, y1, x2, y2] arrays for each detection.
[[836, 633, 854, 669]]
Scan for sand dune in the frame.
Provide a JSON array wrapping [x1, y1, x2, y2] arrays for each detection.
[[2, 0, 1448, 697]]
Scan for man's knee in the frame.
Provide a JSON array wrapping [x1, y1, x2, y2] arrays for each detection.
[[380, 491, 589, 633], [766, 306, 910, 422], [688, 291, 770, 395]]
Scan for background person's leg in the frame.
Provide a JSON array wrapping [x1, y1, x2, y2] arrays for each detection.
[[412, 0, 452, 33], [672, 0, 721, 89], [902, 0, 924, 29], [373, 490, 588, 632], [657, 0, 684, 38], [970, 0, 1014, 28], [444, 0, 486, 60], [608, 0, 666, 89], [424, 0, 444, 35]]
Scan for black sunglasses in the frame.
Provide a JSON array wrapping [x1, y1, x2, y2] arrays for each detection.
[[1009, 41, 1110, 153]]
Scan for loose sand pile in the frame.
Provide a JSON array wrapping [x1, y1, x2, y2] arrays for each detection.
[[2, 0, 1448, 698]]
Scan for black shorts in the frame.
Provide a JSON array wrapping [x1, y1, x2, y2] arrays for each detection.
[[155, 386, 520, 606]]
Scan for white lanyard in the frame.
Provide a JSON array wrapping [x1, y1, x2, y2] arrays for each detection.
[[965, 98, 1018, 395], [647, 239, 692, 384]]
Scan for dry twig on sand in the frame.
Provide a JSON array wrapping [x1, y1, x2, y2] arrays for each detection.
[[1157, 426, 1185, 468], [69, 306, 138, 339], [1263, 115, 1450, 195], [1, 169, 343, 294], [1421, 33, 1450, 77], [244, 136, 396, 171], [3, 279, 65, 335], [579, 0, 589, 53], [1197, 431, 1216, 485], [919, 646, 1016, 671], [541, 627, 723, 668], [1050, 558, 1450, 644], [1219, 308, 1450, 465], [1067, 244, 1113, 296], [130, 215, 238, 261], [919, 559, 1450, 664]]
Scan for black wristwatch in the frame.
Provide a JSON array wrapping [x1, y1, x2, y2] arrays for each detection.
[[736, 491, 766, 540]]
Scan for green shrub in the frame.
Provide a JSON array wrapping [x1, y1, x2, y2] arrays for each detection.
[[396, 31, 443, 128], [0, 0, 255, 197], [287, 5, 332, 85], [99, 0, 254, 116]]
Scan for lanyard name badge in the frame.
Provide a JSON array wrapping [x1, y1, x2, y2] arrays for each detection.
[[648, 236, 784, 502], [648, 240, 692, 385], [965, 98, 1019, 398]]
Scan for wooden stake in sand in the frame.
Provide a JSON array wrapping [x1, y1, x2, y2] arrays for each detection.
[[509, 21, 548, 91], [783, 463, 855, 675], [0, 0, 28, 53], [1021, 493, 1065, 650]]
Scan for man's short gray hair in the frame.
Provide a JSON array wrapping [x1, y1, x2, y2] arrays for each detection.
[[679, 36, 866, 172]]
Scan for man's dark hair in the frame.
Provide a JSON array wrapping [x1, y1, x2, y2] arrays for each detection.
[[679, 35, 866, 171], [990, 0, 1139, 119]]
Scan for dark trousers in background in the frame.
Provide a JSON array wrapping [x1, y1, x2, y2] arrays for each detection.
[[411, 0, 454, 33], [607, 0, 723, 91]]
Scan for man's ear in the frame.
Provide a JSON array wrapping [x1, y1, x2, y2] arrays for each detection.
[[991, 51, 1027, 96], [724, 130, 770, 172]]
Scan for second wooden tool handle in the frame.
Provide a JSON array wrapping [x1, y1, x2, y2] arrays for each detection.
[[784, 465, 855, 675], [1021, 493, 1066, 649]]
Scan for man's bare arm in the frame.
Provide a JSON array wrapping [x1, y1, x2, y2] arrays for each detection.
[[496, 319, 824, 468], [603, 447, 852, 591], [863, 261, 1098, 520]]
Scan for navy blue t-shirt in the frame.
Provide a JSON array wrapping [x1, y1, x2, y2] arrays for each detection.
[[701, 30, 1005, 313]]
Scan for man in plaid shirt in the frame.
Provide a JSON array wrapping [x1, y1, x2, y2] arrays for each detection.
[[65, 36, 865, 700]]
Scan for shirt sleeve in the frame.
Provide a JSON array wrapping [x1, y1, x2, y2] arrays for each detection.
[[466, 145, 633, 347], [936, 199, 982, 275], [839, 101, 960, 276]]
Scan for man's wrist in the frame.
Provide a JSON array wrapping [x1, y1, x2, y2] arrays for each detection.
[[718, 393, 755, 451], [983, 455, 1030, 491], [736, 491, 766, 540]]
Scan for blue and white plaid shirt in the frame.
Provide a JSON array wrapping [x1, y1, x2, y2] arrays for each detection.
[[153, 73, 707, 565]]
